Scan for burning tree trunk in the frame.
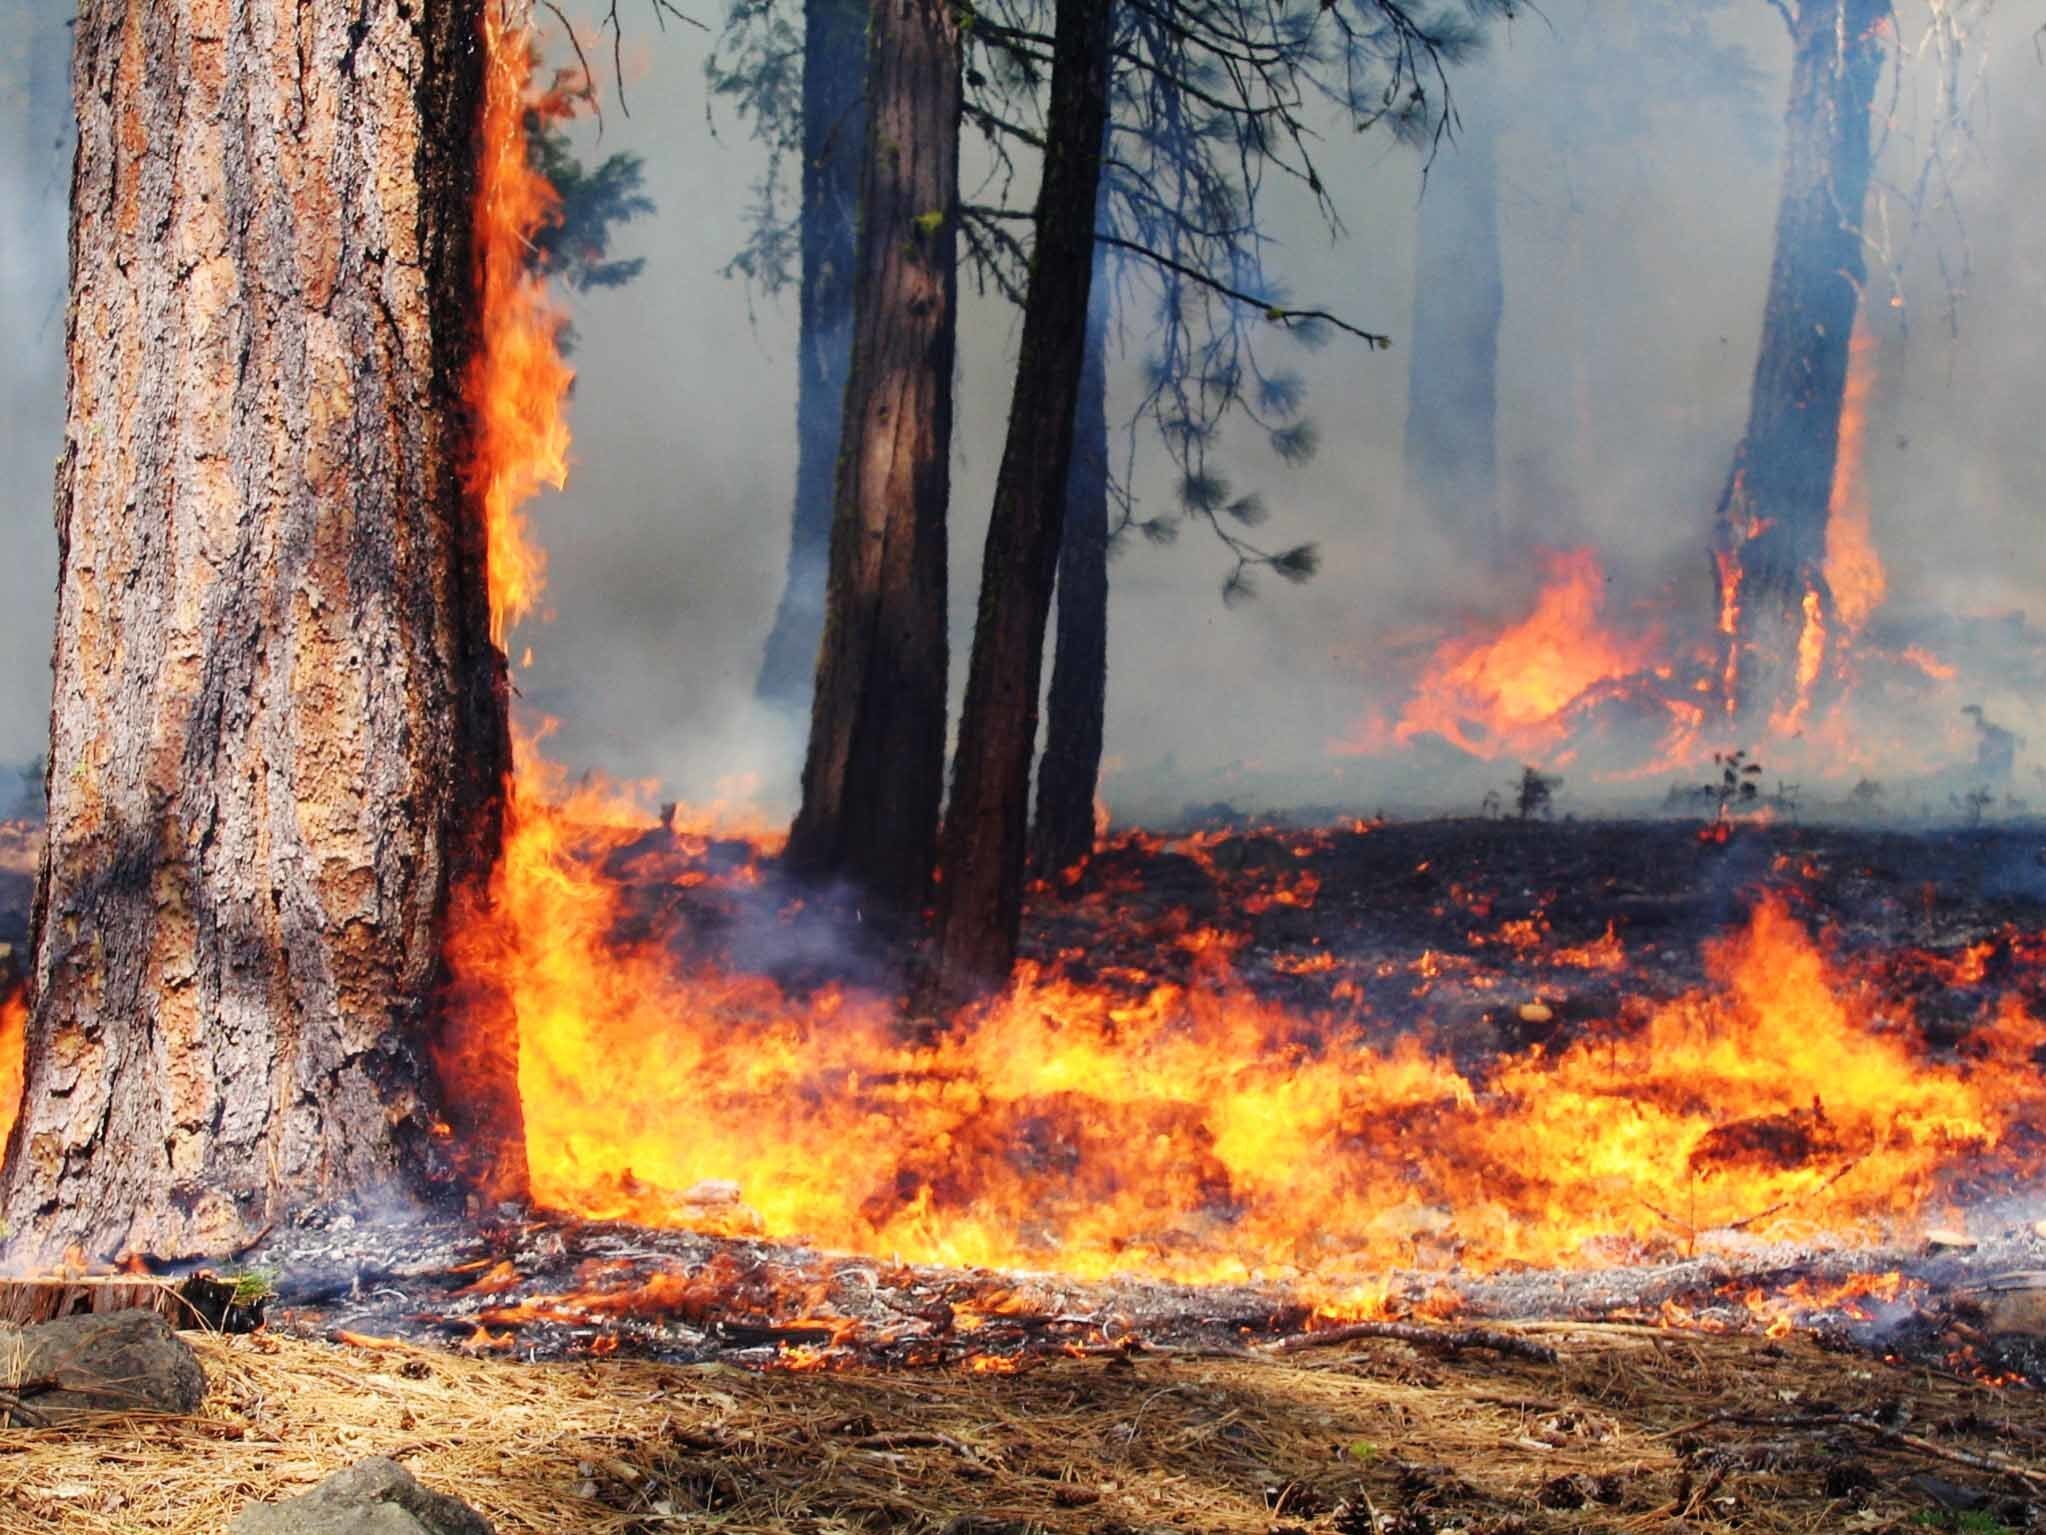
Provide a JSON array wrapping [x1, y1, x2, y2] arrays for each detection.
[[927, 0, 1116, 1002], [753, 0, 868, 710], [1030, 178, 1114, 880], [0, 0, 515, 1266], [1713, 0, 1887, 722], [1404, 84, 1504, 565], [783, 0, 960, 913]]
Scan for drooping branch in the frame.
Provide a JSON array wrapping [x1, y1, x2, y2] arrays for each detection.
[[1094, 232, 1392, 348]]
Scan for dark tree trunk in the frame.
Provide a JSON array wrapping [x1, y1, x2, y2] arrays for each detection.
[[0, 0, 511, 1266], [1403, 88, 1504, 563], [783, 0, 960, 914], [1713, 0, 1886, 721], [753, 0, 868, 708], [927, 0, 1116, 1003], [1030, 218, 1113, 879]]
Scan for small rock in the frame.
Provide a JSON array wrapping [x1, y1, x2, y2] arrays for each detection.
[[231, 1457, 494, 1535], [1517, 1002, 1553, 1025], [0, 1307, 205, 1423], [2031, 1219, 2046, 1243]]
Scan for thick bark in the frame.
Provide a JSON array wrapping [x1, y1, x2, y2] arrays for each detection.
[[927, 0, 1116, 1002], [1404, 89, 1504, 564], [782, 0, 960, 914], [0, 0, 512, 1266], [1713, 0, 1886, 719], [753, 0, 868, 708], [1030, 235, 1112, 880]]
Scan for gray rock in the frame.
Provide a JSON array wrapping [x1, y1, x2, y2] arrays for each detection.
[[231, 1458, 495, 1535], [1, 1306, 206, 1422]]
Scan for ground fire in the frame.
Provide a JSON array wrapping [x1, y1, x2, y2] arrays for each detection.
[[2, 0, 2045, 1531]]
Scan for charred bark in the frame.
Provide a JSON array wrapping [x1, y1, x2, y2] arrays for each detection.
[[782, 0, 960, 914], [1030, 222, 1113, 880], [927, 0, 1116, 1002], [1714, 0, 1887, 719], [0, 0, 513, 1266], [753, 0, 868, 709], [1404, 88, 1504, 564]]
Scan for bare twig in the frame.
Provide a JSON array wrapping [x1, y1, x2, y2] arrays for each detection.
[[1093, 233, 1391, 348], [1262, 1321, 1560, 1365], [542, 1, 604, 138]]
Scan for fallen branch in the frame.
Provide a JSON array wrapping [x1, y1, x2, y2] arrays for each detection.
[[1857, 1418, 2046, 1490], [1656, 1409, 2046, 1490], [0, 1389, 52, 1428], [1261, 1321, 1560, 1365]]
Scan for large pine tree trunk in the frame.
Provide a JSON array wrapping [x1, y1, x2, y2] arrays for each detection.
[[1403, 83, 1504, 564], [1713, 0, 1886, 721], [0, 0, 512, 1267], [1030, 233, 1112, 880], [753, 0, 867, 708], [927, 0, 1115, 1003], [783, 0, 959, 914]]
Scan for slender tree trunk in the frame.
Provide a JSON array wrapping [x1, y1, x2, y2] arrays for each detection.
[[927, 0, 1115, 1003], [0, 0, 511, 1266], [1713, 0, 1886, 721], [783, 0, 959, 914], [1030, 221, 1112, 879], [1403, 80, 1504, 564], [753, 0, 868, 708]]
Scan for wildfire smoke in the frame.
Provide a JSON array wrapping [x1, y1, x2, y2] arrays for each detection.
[[440, 8, 2045, 1312]]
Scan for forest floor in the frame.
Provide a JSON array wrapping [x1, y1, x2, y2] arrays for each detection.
[[8, 814, 2046, 1530], [7, 1321, 2046, 1534]]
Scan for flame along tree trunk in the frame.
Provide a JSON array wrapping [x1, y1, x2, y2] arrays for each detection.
[[1712, 0, 1886, 720], [783, 0, 960, 914], [1030, 219, 1114, 880], [0, 0, 516, 1266], [753, 0, 869, 709], [927, 0, 1116, 1003]]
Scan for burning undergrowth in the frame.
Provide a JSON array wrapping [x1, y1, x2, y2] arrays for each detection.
[[383, 805, 2045, 1385], [361, 2, 2046, 1396], [441, 807, 2046, 1289]]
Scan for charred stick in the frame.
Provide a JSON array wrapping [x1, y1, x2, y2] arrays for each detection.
[[714, 1321, 846, 1346], [1856, 1420, 2046, 1489], [1657, 1410, 2046, 1489], [1262, 1321, 1560, 1364], [1059, 1338, 1256, 1361], [853, 1431, 981, 1458]]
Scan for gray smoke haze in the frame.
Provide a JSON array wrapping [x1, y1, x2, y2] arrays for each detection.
[[0, 1, 71, 775], [2, 0, 2042, 824]]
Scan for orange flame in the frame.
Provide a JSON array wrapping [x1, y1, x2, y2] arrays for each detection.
[[1771, 587, 1829, 735], [1824, 328, 1885, 640], [455, 788, 2046, 1286], [0, 987, 24, 1155], [465, 3, 572, 646], [442, 11, 2046, 1305], [1392, 550, 1660, 760]]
